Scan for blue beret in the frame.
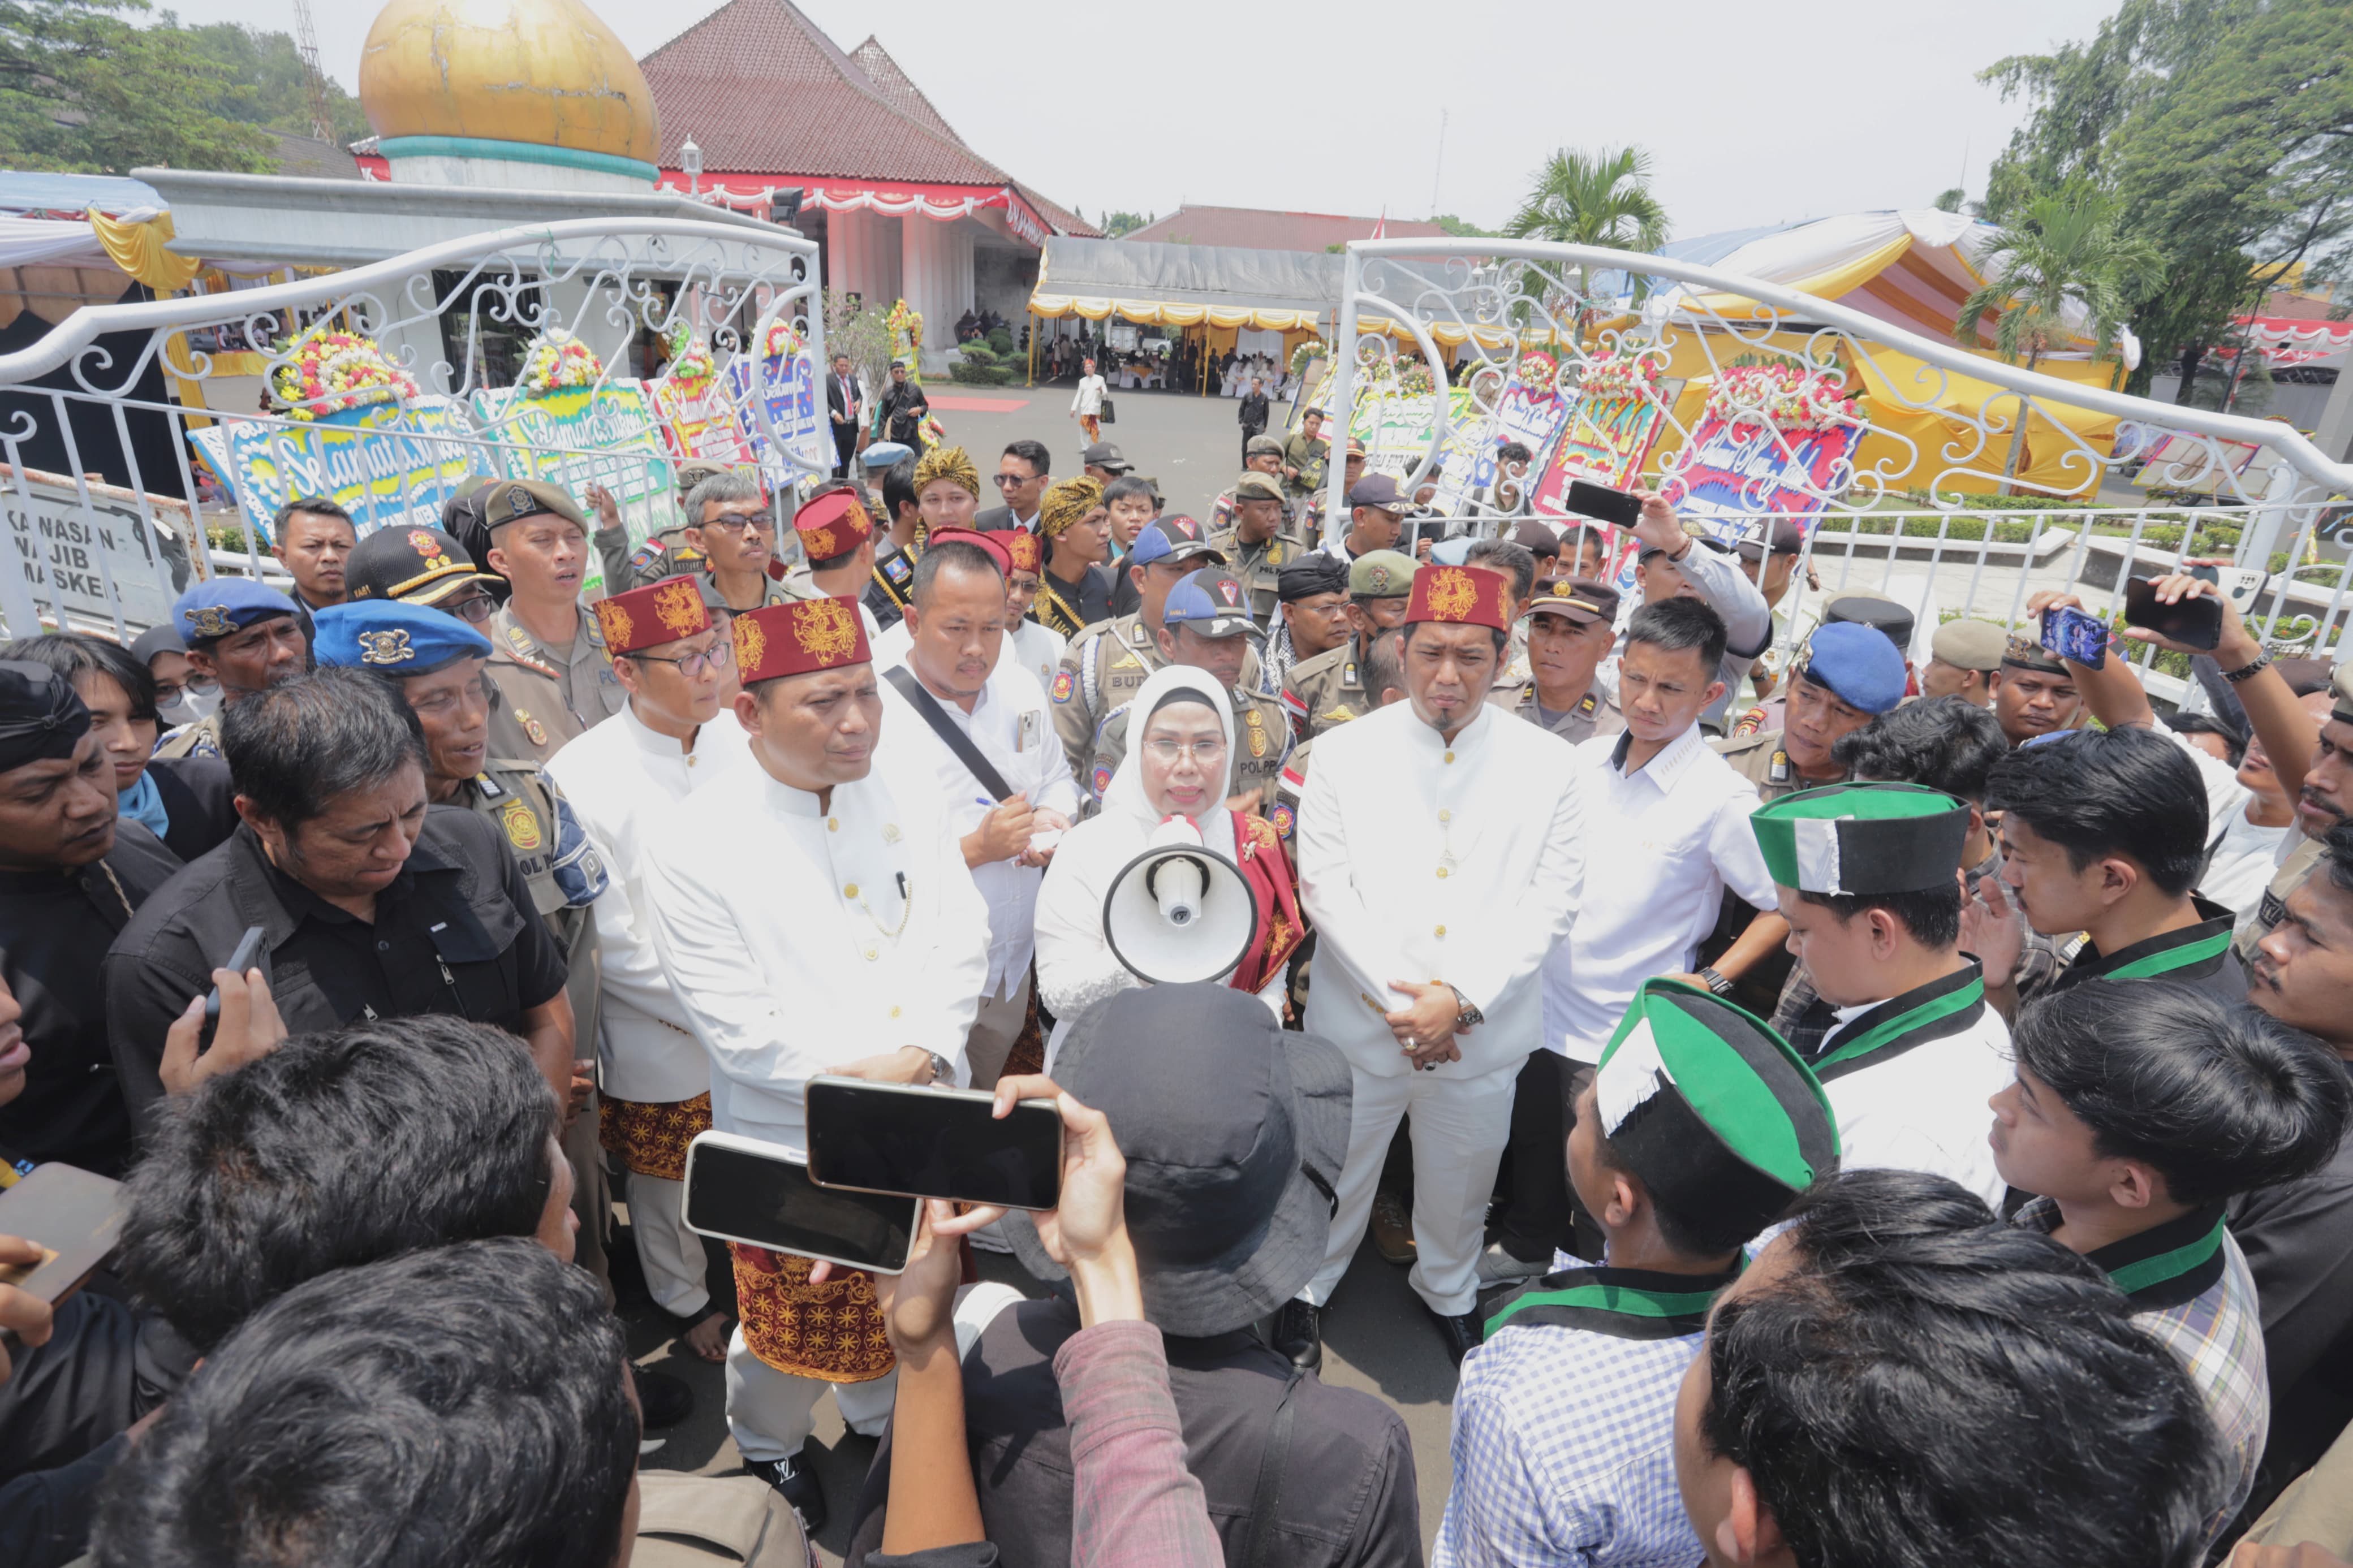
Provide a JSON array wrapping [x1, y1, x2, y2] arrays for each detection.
[[312, 600, 493, 676], [173, 579, 299, 645], [1430, 536, 1475, 566], [1800, 621, 1908, 714]]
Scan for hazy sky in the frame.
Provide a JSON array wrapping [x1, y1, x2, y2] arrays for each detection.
[[196, 0, 2126, 242]]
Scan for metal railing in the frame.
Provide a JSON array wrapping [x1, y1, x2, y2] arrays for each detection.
[[0, 217, 824, 638]]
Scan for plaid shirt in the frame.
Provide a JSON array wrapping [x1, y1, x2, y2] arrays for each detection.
[[2012, 1197, 2268, 1534], [1436, 1286, 1716, 1568]]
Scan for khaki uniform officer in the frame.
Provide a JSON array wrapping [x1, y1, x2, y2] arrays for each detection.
[[1490, 576, 1627, 745], [1207, 469, 1307, 624], [309, 597, 616, 1297], [1209, 433, 1290, 534], [1716, 616, 1911, 803], [1088, 568, 1291, 816], [1282, 548, 1416, 740], [1921, 617, 2007, 706], [473, 480, 630, 766], [596, 457, 731, 596]]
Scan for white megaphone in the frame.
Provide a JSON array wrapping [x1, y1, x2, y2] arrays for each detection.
[[1102, 816, 1258, 985]]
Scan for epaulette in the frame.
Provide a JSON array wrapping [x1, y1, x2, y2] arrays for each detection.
[[497, 623, 563, 680]]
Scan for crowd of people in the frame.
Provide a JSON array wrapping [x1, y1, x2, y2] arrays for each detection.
[[0, 409, 2350, 1568]]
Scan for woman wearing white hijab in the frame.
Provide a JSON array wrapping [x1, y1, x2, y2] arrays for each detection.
[[1033, 664, 1302, 1067]]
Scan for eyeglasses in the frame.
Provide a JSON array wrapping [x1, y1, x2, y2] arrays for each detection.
[[1142, 738, 1227, 766], [628, 641, 735, 677], [153, 676, 219, 703], [441, 591, 496, 625], [701, 511, 775, 537]]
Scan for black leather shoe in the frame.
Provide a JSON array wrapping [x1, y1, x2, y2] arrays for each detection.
[[1430, 1307, 1483, 1367], [744, 1452, 827, 1534], [632, 1366, 693, 1429], [1272, 1297, 1324, 1373]]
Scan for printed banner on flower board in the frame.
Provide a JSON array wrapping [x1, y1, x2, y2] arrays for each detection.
[[190, 398, 479, 541], [723, 345, 829, 474], [469, 381, 676, 578], [1661, 417, 1861, 545], [648, 372, 755, 467]]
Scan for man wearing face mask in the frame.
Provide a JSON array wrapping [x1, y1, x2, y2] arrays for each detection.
[[0, 662, 180, 1176], [149, 581, 311, 762]]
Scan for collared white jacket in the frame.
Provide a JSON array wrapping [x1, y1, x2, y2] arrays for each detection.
[[1298, 700, 1583, 1078], [643, 759, 992, 1155], [1817, 983, 2014, 1208], [542, 702, 754, 1103]]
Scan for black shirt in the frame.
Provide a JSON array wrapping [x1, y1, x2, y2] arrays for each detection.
[[0, 822, 182, 1175], [1239, 391, 1270, 432], [144, 755, 239, 863], [104, 807, 567, 1124], [2047, 895, 2249, 1004], [845, 1297, 1420, 1568], [1033, 564, 1117, 640]]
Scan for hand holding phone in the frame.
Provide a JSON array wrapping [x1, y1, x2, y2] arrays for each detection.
[[682, 1133, 919, 1275], [163, 952, 286, 1098], [0, 1236, 53, 1384], [2122, 576, 2224, 651], [2039, 603, 2110, 669], [1565, 479, 1644, 529], [805, 1076, 1063, 1211], [0, 1163, 122, 1374]]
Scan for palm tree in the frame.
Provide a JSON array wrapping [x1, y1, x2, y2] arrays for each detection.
[[1954, 183, 2163, 490], [1502, 145, 1669, 337]]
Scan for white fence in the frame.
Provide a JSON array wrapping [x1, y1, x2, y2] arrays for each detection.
[[1321, 239, 2353, 679], [0, 217, 824, 640]]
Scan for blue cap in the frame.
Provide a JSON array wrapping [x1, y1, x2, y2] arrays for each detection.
[[1430, 536, 1475, 566], [1800, 621, 1908, 714], [174, 579, 300, 645], [1161, 568, 1255, 638], [1347, 473, 1403, 509], [862, 441, 914, 469], [1128, 516, 1225, 571], [312, 600, 493, 676]]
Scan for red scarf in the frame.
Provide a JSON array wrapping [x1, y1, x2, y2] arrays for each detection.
[[1228, 810, 1305, 995]]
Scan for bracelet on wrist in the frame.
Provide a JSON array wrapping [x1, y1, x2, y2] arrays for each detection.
[[2220, 650, 2273, 684]]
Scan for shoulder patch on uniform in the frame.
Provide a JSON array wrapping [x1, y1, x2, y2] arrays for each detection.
[[1730, 705, 1768, 738], [1272, 801, 1295, 841], [506, 625, 534, 656], [884, 554, 912, 582], [1578, 693, 1597, 716], [1091, 762, 1113, 798], [498, 796, 544, 852], [581, 615, 606, 649], [1322, 705, 1357, 724], [1052, 669, 1075, 703], [472, 770, 508, 801], [628, 544, 663, 572]]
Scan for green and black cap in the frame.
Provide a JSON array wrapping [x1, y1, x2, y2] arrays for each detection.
[[1593, 979, 1839, 1242], [1751, 781, 1970, 896]]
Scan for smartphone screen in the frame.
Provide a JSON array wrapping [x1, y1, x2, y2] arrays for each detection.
[[682, 1137, 917, 1273], [805, 1078, 1064, 1211], [1565, 479, 1644, 529], [2039, 604, 2109, 669], [2122, 578, 2222, 651]]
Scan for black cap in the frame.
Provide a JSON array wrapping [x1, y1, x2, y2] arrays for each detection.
[[1824, 594, 1915, 652], [1080, 442, 1131, 472], [1734, 519, 1808, 559], [346, 525, 501, 606]]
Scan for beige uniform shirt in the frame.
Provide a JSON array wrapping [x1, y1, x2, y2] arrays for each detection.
[[485, 601, 628, 768], [1281, 642, 1374, 740], [1709, 727, 1819, 804], [1205, 521, 1305, 625], [1488, 680, 1625, 745]]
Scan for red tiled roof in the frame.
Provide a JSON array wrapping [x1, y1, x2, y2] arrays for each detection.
[[639, 0, 1096, 236], [1124, 205, 1449, 252], [1015, 182, 1100, 240]]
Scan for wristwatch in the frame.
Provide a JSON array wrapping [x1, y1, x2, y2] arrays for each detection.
[[917, 1049, 954, 1086], [1447, 984, 1485, 1033], [1696, 967, 1736, 997]]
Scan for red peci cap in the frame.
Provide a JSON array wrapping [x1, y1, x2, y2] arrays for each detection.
[[924, 526, 1012, 577], [731, 597, 870, 684], [1002, 528, 1041, 574], [594, 574, 710, 655], [1404, 564, 1512, 633], [793, 486, 874, 561]]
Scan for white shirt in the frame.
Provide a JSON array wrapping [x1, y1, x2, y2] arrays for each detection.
[[1816, 982, 2013, 1207], [1007, 619, 1066, 698], [2203, 806, 2292, 918], [1299, 700, 1583, 1079], [643, 759, 992, 1155], [1071, 375, 1107, 416], [1553, 724, 1776, 1060], [543, 702, 756, 1102], [874, 644, 1080, 995]]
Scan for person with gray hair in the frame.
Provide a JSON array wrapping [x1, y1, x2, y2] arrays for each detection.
[[104, 668, 574, 1121], [678, 468, 791, 616]]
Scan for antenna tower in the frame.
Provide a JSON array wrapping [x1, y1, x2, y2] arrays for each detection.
[[291, 0, 337, 145]]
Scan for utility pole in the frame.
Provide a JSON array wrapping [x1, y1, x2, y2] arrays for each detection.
[[1430, 109, 1447, 218], [291, 0, 337, 146]]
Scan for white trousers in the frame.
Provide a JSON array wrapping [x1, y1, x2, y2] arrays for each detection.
[[726, 1280, 1025, 1462], [628, 1172, 709, 1320], [1302, 1059, 1519, 1316]]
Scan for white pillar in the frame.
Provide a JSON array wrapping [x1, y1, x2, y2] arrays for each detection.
[[899, 217, 973, 375]]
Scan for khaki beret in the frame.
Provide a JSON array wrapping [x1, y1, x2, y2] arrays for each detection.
[[1931, 618, 2009, 673]]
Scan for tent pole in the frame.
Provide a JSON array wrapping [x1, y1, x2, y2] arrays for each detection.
[[1027, 310, 1036, 387]]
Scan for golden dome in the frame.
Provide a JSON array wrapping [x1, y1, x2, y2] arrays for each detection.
[[359, 0, 661, 169]]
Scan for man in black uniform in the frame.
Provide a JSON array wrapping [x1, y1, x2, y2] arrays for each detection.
[[0, 663, 180, 1175], [104, 668, 572, 1122], [1237, 375, 1270, 463]]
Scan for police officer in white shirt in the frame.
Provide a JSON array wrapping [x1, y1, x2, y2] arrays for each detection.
[[873, 528, 1078, 1087], [543, 574, 752, 1363], [1281, 561, 1584, 1371]]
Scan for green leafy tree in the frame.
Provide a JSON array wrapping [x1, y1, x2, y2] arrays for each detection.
[[1933, 188, 1965, 213], [1980, 0, 2353, 399], [0, 0, 274, 174], [1503, 145, 1667, 331], [1954, 183, 2163, 487], [1100, 209, 1150, 237], [181, 21, 369, 145], [1430, 213, 1497, 238]]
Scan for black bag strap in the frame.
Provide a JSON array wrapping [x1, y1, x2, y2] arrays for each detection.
[[1242, 1370, 1303, 1568], [882, 665, 1014, 802]]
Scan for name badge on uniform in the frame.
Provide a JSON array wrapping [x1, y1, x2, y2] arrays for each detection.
[[1018, 710, 1040, 754]]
